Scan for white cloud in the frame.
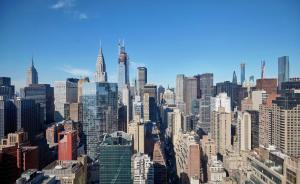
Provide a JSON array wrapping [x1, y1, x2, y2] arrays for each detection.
[[79, 13, 88, 20], [51, 0, 74, 9], [61, 65, 92, 77]]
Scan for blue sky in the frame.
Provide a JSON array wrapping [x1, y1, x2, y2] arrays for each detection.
[[1, 0, 300, 90]]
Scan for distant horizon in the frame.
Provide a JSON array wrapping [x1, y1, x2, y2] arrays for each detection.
[[1, 0, 300, 91]]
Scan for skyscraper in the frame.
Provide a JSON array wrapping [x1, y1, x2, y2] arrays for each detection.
[[132, 153, 154, 184], [278, 56, 289, 90], [81, 82, 118, 160], [232, 71, 237, 84], [54, 79, 78, 121], [176, 74, 185, 103], [137, 67, 147, 97], [21, 84, 54, 124], [26, 57, 38, 86], [199, 73, 214, 98], [240, 63, 245, 85], [118, 41, 129, 97], [94, 46, 107, 82], [0, 77, 15, 99], [0, 97, 16, 139], [143, 84, 157, 122], [58, 130, 77, 161], [99, 131, 132, 184]]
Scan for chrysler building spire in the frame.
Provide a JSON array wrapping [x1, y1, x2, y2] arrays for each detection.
[[95, 44, 107, 82]]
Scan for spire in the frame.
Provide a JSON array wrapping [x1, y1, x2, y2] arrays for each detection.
[[95, 43, 107, 82], [232, 70, 237, 84]]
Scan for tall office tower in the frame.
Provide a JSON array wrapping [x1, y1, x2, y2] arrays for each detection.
[[215, 81, 241, 110], [194, 74, 201, 99], [77, 77, 89, 102], [175, 75, 197, 114], [176, 74, 185, 103], [54, 79, 78, 121], [118, 41, 129, 96], [237, 111, 251, 151], [162, 87, 175, 105], [128, 120, 146, 154], [240, 63, 245, 85], [184, 77, 197, 115], [182, 114, 197, 132], [251, 90, 267, 111], [0, 97, 16, 139], [256, 78, 277, 95], [132, 153, 154, 184], [137, 67, 147, 97], [174, 132, 200, 184], [211, 107, 231, 156], [64, 102, 83, 123], [198, 96, 211, 134], [21, 84, 54, 124], [58, 130, 77, 160], [157, 85, 165, 104], [210, 92, 231, 113], [26, 57, 38, 86], [0, 77, 15, 99], [278, 56, 289, 90], [14, 98, 42, 142], [232, 71, 237, 84], [81, 82, 118, 160], [153, 141, 167, 184], [199, 73, 214, 98], [94, 46, 107, 82], [99, 131, 132, 184], [143, 84, 157, 122], [272, 91, 300, 157]]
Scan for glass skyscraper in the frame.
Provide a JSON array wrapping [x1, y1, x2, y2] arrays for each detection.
[[240, 63, 245, 85], [99, 131, 133, 184], [81, 82, 118, 160], [278, 56, 289, 90]]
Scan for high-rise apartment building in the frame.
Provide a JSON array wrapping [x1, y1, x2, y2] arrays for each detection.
[[0, 97, 16, 139], [132, 153, 154, 184], [26, 58, 38, 86], [278, 56, 289, 90], [237, 111, 251, 151], [211, 107, 231, 156], [272, 91, 300, 157], [256, 78, 277, 95], [99, 131, 133, 184], [240, 63, 245, 85], [210, 92, 231, 113], [118, 42, 129, 97]]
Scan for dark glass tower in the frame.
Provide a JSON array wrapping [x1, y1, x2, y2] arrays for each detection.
[[240, 63, 245, 85], [99, 131, 132, 184], [278, 56, 289, 90]]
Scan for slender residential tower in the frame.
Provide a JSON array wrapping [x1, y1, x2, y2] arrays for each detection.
[[26, 57, 38, 86], [118, 41, 129, 96], [240, 63, 245, 85], [95, 45, 107, 82]]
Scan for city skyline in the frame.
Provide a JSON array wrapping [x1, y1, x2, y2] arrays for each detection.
[[1, 0, 300, 90]]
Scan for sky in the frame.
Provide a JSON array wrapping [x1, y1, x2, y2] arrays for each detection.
[[1, 0, 300, 91]]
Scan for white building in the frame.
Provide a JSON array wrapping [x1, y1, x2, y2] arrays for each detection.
[[132, 153, 154, 184], [208, 156, 226, 184], [251, 90, 267, 111], [211, 92, 231, 113], [237, 111, 251, 151], [163, 88, 175, 105]]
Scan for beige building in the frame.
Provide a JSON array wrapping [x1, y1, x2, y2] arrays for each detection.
[[207, 156, 226, 184], [174, 131, 201, 184], [237, 111, 251, 151], [201, 134, 217, 161], [211, 107, 231, 156], [128, 120, 146, 154], [43, 155, 87, 184]]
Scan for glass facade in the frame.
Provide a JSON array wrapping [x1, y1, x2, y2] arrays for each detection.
[[81, 82, 118, 161], [99, 131, 132, 184], [278, 56, 289, 90]]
